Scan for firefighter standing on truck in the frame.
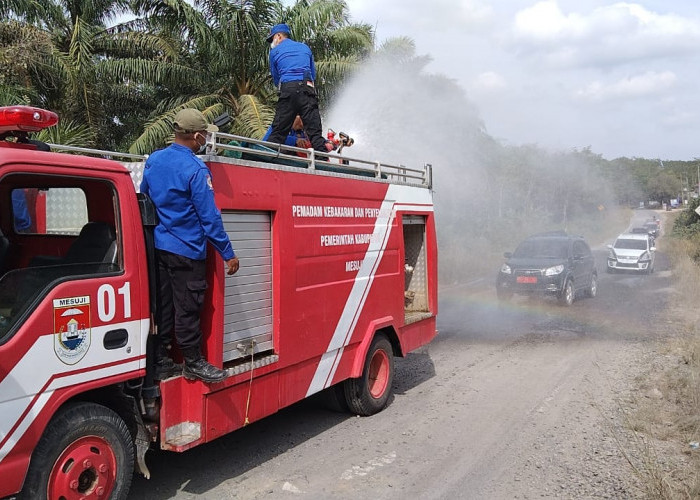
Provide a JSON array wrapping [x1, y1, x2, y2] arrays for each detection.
[[140, 108, 240, 383], [266, 23, 334, 153]]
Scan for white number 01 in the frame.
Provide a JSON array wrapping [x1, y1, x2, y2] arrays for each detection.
[[97, 282, 132, 322]]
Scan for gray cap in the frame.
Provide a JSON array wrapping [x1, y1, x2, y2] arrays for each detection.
[[173, 108, 218, 133]]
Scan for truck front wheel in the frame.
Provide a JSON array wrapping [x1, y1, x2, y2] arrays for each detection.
[[20, 402, 134, 500], [344, 333, 394, 416]]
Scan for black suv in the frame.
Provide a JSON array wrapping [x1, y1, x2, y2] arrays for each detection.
[[496, 232, 597, 306]]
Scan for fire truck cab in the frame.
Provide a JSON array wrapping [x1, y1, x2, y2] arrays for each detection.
[[0, 106, 437, 499]]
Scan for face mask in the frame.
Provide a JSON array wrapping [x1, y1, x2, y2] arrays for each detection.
[[271, 38, 279, 49], [195, 133, 207, 154]]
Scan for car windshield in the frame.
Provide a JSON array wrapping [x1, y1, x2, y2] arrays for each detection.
[[513, 239, 568, 259], [614, 238, 647, 250]]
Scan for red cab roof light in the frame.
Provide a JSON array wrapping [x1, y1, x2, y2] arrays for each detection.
[[0, 106, 59, 134]]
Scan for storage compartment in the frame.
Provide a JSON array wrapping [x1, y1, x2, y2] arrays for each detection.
[[403, 215, 431, 324], [221, 211, 273, 362]]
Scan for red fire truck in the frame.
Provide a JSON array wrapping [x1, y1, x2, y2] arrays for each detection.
[[0, 106, 437, 499]]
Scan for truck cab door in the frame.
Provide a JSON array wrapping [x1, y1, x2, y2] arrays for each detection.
[[0, 171, 147, 468]]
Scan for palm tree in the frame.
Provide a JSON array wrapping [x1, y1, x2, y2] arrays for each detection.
[[128, 0, 373, 154], [0, 0, 190, 148]]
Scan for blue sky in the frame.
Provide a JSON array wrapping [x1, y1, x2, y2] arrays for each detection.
[[343, 1, 700, 160]]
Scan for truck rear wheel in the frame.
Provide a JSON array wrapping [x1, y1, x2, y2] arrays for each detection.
[[20, 402, 134, 500], [344, 333, 394, 416]]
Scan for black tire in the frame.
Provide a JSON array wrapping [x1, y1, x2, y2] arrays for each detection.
[[320, 383, 350, 413], [344, 333, 394, 416], [606, 266, 614, 274], [558, 279, 574, 306], [586, 274, 598, 298], [19, 402, 134, 500]]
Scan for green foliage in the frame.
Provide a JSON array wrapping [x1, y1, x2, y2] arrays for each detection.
[[125, 0, 372, 153], [35, 119, 95, 146], [0, 0, 185, 150], [673, 197, 700, 240]]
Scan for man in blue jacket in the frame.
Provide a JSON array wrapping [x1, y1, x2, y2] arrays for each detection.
[[141, 108, 239, 383], [266, 23, 334, 153]]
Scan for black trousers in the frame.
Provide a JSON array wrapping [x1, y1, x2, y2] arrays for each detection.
[[156, 250, 207, 355], [269, 81, 326, 151]]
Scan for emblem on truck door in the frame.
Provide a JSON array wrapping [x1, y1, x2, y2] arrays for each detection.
[[53, 296, 91, 365]]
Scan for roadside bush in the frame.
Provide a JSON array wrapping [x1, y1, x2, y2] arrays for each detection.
[[672, 198, 700, 240]]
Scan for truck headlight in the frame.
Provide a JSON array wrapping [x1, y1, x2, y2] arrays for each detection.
[[639, 251, 650, 262], [500, 264, 512, 274], [544, 264, 564, 276]]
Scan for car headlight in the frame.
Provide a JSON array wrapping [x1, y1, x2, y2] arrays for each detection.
[[639, 251, 650, 262], [500, 264, 512, 274], [608, 249, 616, 260], [544, 264, 564, 276]]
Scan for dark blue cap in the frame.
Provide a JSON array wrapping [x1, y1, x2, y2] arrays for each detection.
[[266, 23, 291, 43]]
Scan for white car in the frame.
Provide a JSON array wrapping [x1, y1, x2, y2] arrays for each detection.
[[607, 233, 655, 274]]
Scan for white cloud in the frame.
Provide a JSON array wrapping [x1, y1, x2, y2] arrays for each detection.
[[348, 0, 493, 33], [661, 109, 697, 127], [511, 1, 700, 67], [471, 72, 508, 93], [574, 70, 677, 101], [514, 0, 587, 41]]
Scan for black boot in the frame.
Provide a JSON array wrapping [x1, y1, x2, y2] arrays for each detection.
[[154, 343, 182, 381], [182, 348, 227, 383], [154, 356, 182, 381]]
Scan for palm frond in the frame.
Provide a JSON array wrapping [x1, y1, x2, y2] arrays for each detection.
[[128, 94, 220, 154], [315, 55, 360, 85], [96, 30, 180, 60], [327, 24, 373, 56], [132, 0, 210, 47], [0, 0, 62, 26], [231, 93, 274, 139], [97, 58, 201, 88], [34, 119, 95, 147], [0, 84, 36, 106]]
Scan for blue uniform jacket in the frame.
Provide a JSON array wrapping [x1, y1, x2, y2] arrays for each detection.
[[11, 189, 32, 232], [262, 125, 307, 146], [140, 143, 235, 261], [269, 39, 316, 87]]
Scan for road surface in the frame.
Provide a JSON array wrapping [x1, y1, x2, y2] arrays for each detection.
[[130, 211, 668, 499]]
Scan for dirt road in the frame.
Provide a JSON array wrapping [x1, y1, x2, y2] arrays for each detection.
[[129, 213, 670, 499]]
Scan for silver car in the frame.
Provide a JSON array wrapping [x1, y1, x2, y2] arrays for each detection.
[[607, 233, 655, 274]]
